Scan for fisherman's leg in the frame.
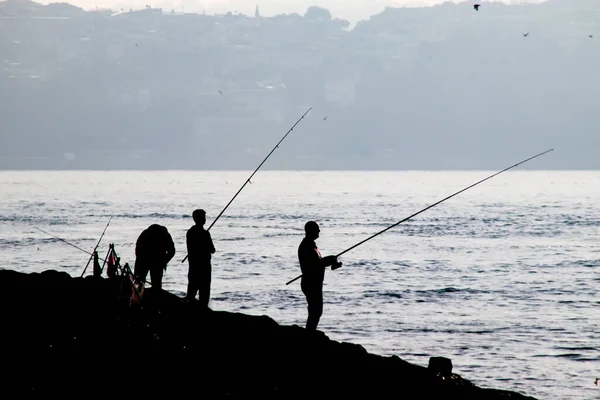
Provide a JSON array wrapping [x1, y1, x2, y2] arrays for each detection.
[[306, 296, 323, 331], [303, 284, 323, 331], [150, 267, 163, 290], [198, 265, 212, 308], [134, 260, 149, 284], [186, 263, 199, 300]]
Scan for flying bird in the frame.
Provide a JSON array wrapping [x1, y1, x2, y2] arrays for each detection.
[[523, 33, 529, 37], [474, 4, 480, 11], [323, 116, 327, 121], [218, 90, 223, 95], [595, 378, 598, 386], [589, 35, 593, 39]]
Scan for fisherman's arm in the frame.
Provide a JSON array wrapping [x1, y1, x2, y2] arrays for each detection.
[[186, 229, 192, 256], [308, 248, 340, 269], [321, 255, 342, 270], [165, 235, 176, 264], [207, 231, 216, 254]]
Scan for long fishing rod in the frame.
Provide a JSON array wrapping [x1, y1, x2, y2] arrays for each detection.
[[286, 149, 554, 285], [181, 107, 313, 263], [81, 216, 113, 277], [34, 227, 107, 263]]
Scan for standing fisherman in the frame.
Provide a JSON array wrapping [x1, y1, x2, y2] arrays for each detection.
[[185, 209, 216, 307], [298, 221, 342, 331], [134, 224, 175, 290]]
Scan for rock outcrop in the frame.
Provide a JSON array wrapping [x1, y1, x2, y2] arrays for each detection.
[[0, 269, 537, 399]]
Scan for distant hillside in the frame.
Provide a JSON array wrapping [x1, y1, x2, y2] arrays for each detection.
[[1, 0, 598, 169]]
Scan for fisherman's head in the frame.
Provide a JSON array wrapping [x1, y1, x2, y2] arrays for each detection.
[[193, 209, 206, 226], [147, 224, 168, 237], [304, 221, 320, 240]]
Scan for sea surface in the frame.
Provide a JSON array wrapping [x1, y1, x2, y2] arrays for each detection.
[[0, 170, 598, 399]]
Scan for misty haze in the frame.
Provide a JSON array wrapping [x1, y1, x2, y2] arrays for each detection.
[[0, 0, 598, 170]]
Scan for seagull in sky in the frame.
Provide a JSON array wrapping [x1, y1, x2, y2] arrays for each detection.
[[589, 35, 593, 39], [218, 90, 223, 95], [523, 33, 529, 37], [474, 4, 480, 11], [323, 116, 327, 121]]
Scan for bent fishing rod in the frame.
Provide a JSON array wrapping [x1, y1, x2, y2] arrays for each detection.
[[181, 107, 313, 263], [35, 227, 108, 264], [285, 148, 554, 285], [81, 216, 112, 277]]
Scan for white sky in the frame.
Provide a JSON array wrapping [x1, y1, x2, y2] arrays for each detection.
[[38, 0, 545, 22]]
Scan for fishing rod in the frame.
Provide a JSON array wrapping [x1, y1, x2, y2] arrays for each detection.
[[34, 227, 108, 264], [181, 107, 313, 263], [285, 149, 554, 285], [81, 216, 113, 277]]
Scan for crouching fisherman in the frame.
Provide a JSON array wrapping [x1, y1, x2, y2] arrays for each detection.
[[134, 224, 175, 290]]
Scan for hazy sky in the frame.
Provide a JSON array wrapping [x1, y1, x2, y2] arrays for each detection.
[[38, 0, 545, 22]]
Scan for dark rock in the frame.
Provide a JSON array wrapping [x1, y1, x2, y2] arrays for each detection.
[[0, 269, 538, 399], [429, 356, 453, 377]]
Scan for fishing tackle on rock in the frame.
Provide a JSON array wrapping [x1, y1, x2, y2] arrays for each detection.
[[181, 107, 313, 263], [81, 216, 112, 277], [285, 149, 554, 285]]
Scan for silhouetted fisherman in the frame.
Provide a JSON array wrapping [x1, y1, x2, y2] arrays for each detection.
[[134, 224, 175, 290], [298, 221, 342, 331], [185, 209, 215, 307]]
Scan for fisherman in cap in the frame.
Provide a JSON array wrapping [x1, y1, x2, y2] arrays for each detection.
[[134, 224, 175, 290], [298, 221, 342, 331], [185, 209, 216, 307]]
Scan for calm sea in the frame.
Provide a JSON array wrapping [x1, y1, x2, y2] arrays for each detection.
[[0, 170, 598, 399]]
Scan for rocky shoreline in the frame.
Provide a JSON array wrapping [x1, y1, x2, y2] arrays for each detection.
[[0, 269, 537, 399]]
